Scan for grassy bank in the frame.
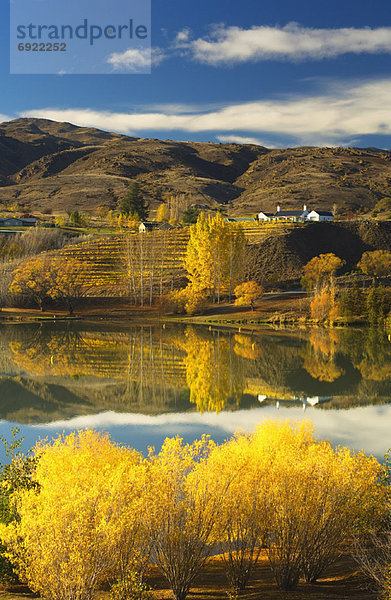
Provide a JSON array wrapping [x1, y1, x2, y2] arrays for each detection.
[[0, 551, 377, 600]]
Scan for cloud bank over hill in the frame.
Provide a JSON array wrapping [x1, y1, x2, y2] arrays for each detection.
[[19, 78, 391, 146]]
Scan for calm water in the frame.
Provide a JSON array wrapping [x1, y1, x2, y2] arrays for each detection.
[[0, 321, 390, 459]]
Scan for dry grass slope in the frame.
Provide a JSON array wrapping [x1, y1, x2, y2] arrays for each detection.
[[1, 118, 391, 215]]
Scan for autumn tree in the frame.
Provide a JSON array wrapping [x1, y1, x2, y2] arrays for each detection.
[[310, 285, 339, 323], [184, 213, 246, 303], [354, 450, 391, 599], [0, 431, 149, 600], [10, 257, 90, 315], [9, 257, 53, 310], [301, 253, 345, 291], [47, 258, 89, 315], [358, 250, 391, 279], [166, 194, 191, 222], [148, 436, 224, 600], [234, 281, 263, 310], [206, 432, 270, 592], [156, 203, 169, 222], [252, 420, 384, 590]]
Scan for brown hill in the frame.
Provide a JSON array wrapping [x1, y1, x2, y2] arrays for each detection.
[[0, 118, 391, 215], [246, 221, 391, 288]]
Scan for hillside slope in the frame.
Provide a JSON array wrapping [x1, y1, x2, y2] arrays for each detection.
[[246, 221, 391, 287], [0, 118, 391, 214]]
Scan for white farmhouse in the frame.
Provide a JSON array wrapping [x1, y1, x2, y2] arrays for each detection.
[[257, 211, 274, 221], [306, 210, 334, 222]]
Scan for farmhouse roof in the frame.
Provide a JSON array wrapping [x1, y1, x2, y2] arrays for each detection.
[[274, 210, 305, 217], [309, 210, 333, 217]]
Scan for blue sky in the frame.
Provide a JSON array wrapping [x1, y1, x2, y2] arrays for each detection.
[[1, 0, 391, 148]]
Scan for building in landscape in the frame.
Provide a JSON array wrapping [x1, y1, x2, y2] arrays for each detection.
[[256, 212, 274, 221], [139, 221, 172, 233], [0, 216, 36, 227], [257, 205, 333, 222], [272, 204, 309, 222], [306, 210, 334, 222]]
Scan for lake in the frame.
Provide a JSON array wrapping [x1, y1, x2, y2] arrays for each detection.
[[0, 321, 390, 459]]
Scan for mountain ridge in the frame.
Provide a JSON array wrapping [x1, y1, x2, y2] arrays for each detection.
[[0, 118, 390, 216]]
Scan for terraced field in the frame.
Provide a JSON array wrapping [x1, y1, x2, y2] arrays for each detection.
[[56, 228, 191, 295]]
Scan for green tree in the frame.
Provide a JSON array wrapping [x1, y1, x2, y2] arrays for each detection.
[[181, 207, 200, 225], [120, 184, 149, 220], [0, 429, 38, 583], [69, 210, 82, 226], [366, 284, 388, 325], [338, 283, 365, 317]]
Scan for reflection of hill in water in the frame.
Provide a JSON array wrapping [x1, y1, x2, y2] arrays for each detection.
[[0, 377, 195, 424], [0, 323, 391, 424]]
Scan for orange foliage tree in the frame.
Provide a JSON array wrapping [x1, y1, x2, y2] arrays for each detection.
[[234, 281, 263, 310], [10, 257, 89, 314], [301, 253, 345, 291]]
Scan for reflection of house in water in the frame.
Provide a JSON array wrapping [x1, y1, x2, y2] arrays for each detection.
[[257, 394, 331, 410], [302, 396, 332, 410]]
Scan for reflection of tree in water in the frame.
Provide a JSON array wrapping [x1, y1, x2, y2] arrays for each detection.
[[302, 329, 344, 383], [120, 326, 188, 410], [6, 323, 189, 411], [4, 323, 391, 419], [356, 328, 391, 381], [249, 336, 303, 392], [233, 334, 262, 360], [182, 327, 246, 413], [332, 328, 391, 383], [9, 324, 128, 378]]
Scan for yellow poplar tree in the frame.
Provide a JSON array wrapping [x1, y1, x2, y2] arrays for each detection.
[[184, 212, 214, 296], [184, 213, 246, 303], [156, 203, 169, 222]]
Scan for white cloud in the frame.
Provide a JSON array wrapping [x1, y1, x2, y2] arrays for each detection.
[[106, 47, 165, 71], [0, 114, 11, 124], [19, 78, 391, 146], [188, 23, 391, 64], [217, 134, 276, 147], [27, 404, 391, 458], [174, 27, 191, 45]]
